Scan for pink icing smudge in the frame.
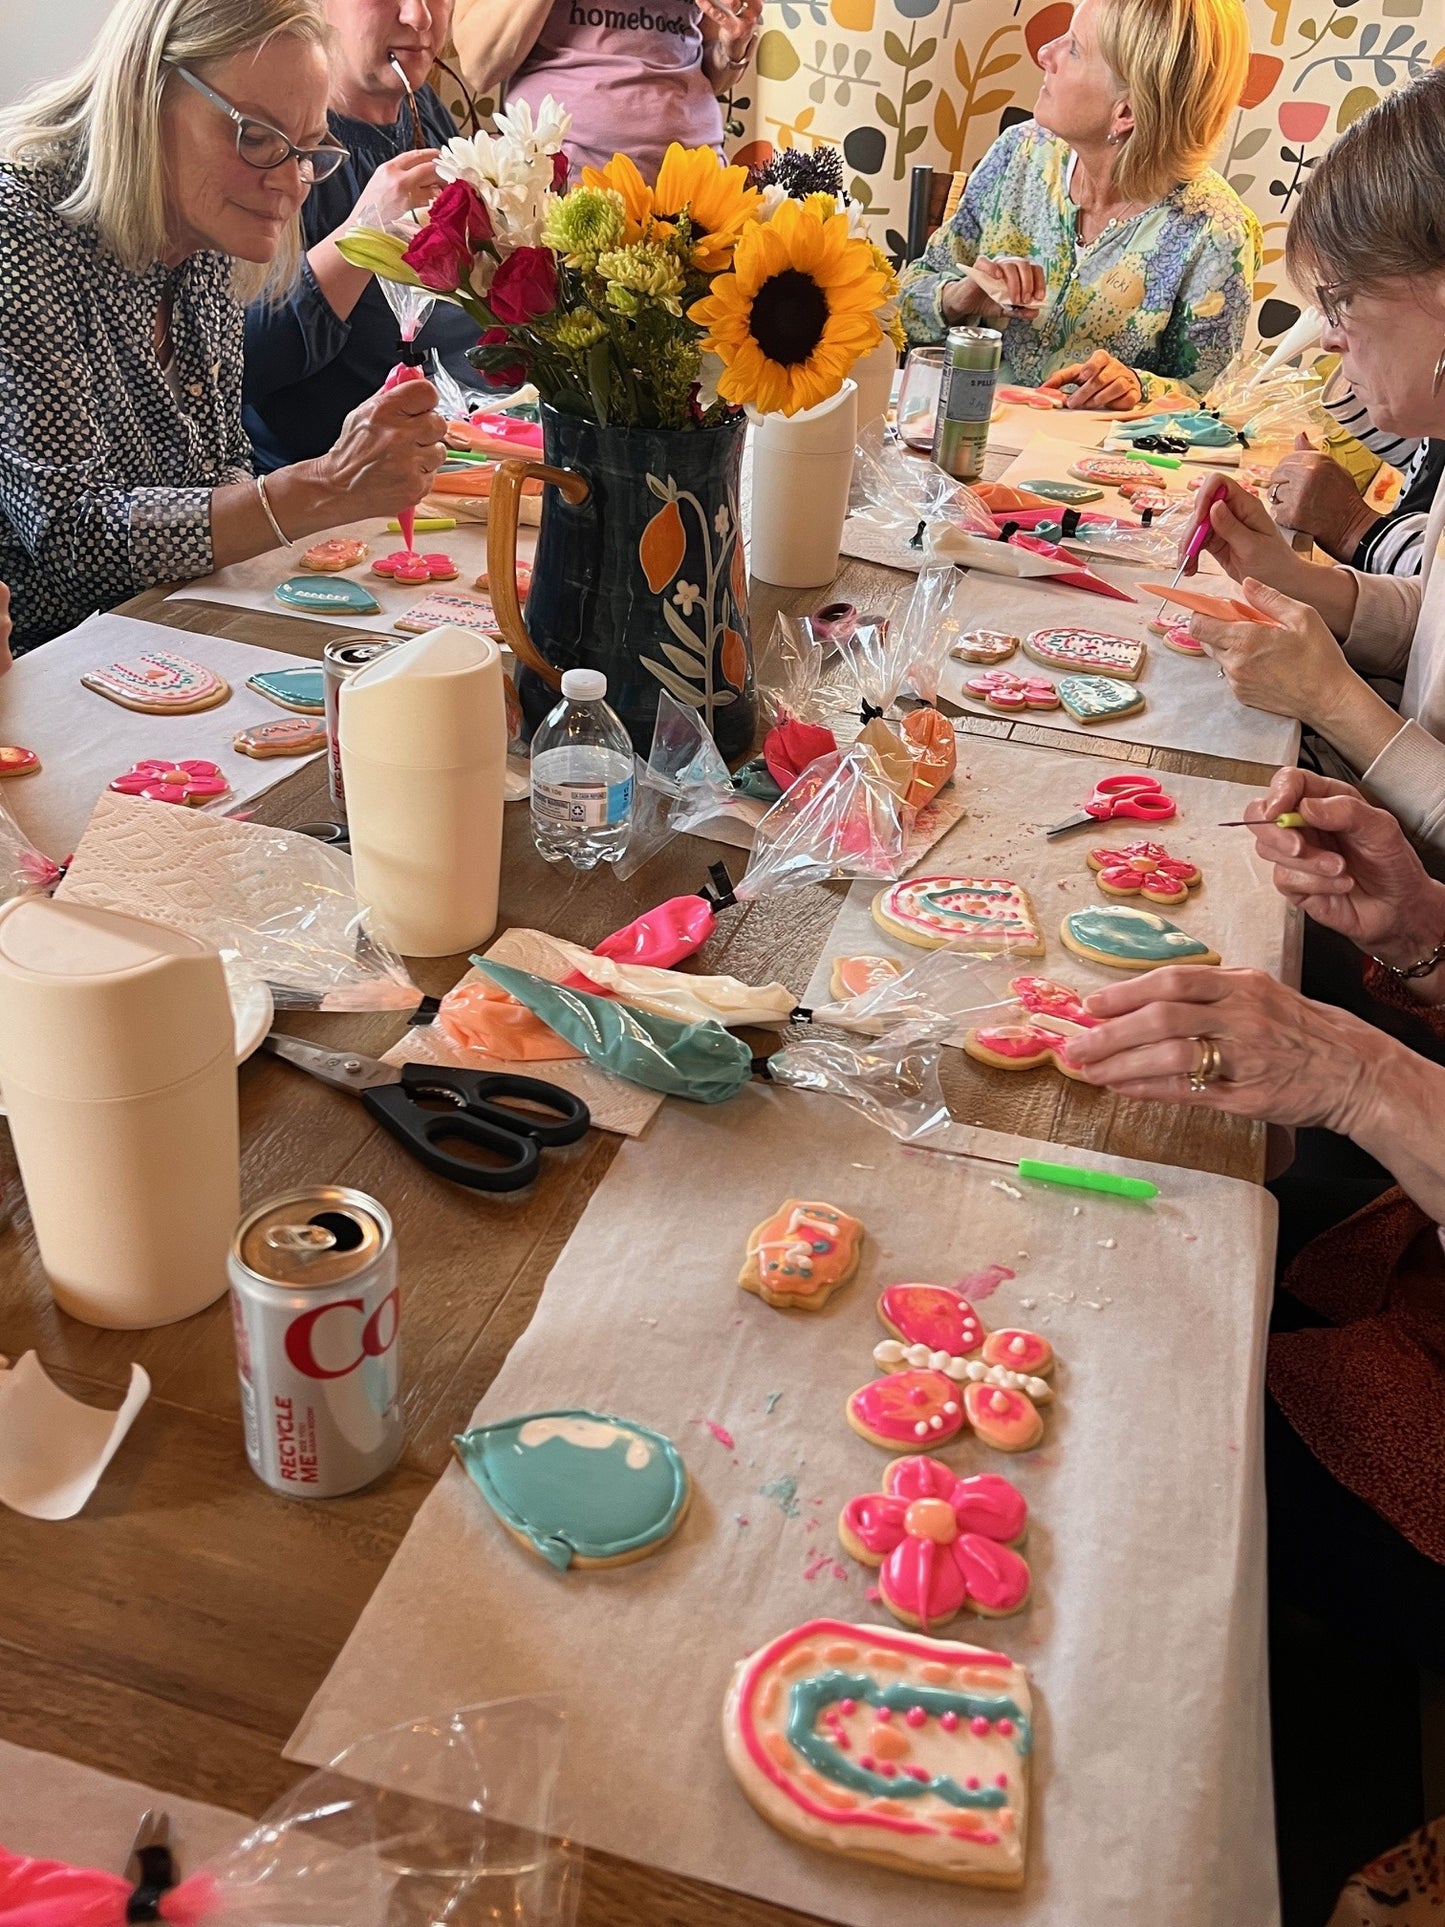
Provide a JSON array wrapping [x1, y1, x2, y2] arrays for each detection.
[[803, 1553, 832, 1581], [703, 1420, 736, 1449], [866, 1585, 881, 1603], [956, 1264, 1016, 1302]]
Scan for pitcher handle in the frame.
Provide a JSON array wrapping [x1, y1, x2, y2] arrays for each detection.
[[487, 459, 591, 690]]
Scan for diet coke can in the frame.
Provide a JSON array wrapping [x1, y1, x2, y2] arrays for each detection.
[[323, 638, 397, 813], [229, 1186, 402, 1498]]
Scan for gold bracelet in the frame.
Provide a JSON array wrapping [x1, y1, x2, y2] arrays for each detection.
[[255, 472, 292, 549]]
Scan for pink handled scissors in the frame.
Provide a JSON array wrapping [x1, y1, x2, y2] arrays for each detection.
[[1046, 773, 1178, 838]]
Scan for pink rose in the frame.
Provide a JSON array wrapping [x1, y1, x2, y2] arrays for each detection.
[[489, 246, 559, 325], [430, 178, 493, 249], [403, 221, 470, 293], [551, 150, 570, 193]]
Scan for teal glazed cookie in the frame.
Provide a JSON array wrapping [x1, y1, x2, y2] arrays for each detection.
[[245, 664, 328, 712], [1057, 675, 1145, 724], [453, 1410, 690, 1570], [1059, 905, 1221, 971], [273, 577, 382, 619]]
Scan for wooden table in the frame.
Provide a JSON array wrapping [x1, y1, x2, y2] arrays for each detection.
[[0, 541, 1277, 1923]]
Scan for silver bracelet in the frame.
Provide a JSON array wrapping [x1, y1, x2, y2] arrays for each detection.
[[1370, 935, 1445, 980], [255, 472, 292, 549]]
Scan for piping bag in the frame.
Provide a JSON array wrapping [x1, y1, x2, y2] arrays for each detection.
[[471, 958, 753, 1102], [377, 256, 436, 554]]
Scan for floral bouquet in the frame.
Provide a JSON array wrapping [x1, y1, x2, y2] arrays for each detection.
[[339, 100, 903, 425]]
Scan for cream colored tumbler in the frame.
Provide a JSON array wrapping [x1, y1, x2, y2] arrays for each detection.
[[0, 898, 239, 1328], [339, 624, 508, 958]]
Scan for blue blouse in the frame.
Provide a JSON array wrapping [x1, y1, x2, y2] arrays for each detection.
[[243, 88, 482, 470]]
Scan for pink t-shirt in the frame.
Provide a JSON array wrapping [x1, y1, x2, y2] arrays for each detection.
[[507, 0, 724, 181]]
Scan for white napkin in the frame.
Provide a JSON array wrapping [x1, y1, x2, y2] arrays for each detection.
[[0, 1352, 150, 1519]]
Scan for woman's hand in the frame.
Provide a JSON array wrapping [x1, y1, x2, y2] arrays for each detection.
[[351, 150, 443, 228], [0, 581, 11, 674], [1178, 473, 1298, 587], [1266, 433, 1378, 562], [1189, 577, 1355, 723], [698, 0, 763, 59], [1040, 348, 1142, 410], [1244, 767, 1445, 972], [315, 379, 447, 519], [944, 256, 1045, 324], [1066, 965, 1382, 1133]]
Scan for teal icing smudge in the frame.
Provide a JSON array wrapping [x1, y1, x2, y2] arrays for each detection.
[[758, 1475, 801, 1518], [764, 1391, 783, 1414], [787, 1671, 1032, 1805]]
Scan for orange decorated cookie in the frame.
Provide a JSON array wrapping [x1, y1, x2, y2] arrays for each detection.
[[740, 1198, 865, 1311], [300, 538, 369, 572]]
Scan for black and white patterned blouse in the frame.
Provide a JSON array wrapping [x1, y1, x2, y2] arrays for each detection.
[[0, 162, 252, 652]]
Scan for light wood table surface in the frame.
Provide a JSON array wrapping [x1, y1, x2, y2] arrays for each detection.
[[0, 521, 1279, 1922]]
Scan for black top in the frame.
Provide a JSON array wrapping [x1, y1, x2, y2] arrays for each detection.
[[242, 88, 481, 470]]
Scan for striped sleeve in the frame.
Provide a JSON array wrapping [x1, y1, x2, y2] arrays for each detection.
[[1325, 384, 1419, 469]]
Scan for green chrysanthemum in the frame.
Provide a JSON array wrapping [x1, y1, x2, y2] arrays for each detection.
[[549, 306, 608, 351], [542, 187, 626, 267], [596, 242, 685, 315]]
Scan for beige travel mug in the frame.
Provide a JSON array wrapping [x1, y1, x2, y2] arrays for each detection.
[[0, 898, 239, 1327]]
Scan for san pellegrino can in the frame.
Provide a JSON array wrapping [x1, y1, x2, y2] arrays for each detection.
[[229, 1186, 402, 1498], [932, 325, 1002, 482]]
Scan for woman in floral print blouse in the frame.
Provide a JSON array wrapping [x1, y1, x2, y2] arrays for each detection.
[[899, 0, 1261, 409]]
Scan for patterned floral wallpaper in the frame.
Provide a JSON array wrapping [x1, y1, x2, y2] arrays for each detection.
[[716, 0, 1444, 340]]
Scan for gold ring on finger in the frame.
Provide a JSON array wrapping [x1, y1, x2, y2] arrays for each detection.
[[1187, 1036, 1223, 1093]]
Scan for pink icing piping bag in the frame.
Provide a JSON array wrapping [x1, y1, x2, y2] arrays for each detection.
[[384, 348, 427, 553]]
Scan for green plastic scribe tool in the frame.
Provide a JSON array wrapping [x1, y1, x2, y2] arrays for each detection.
[[1124, 449, 1183, 470], [921, 1141, 1159, 1200]]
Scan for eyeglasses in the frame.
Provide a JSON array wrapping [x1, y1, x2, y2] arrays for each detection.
[[1314, 280, 1352, 330], [171, 65, 349, 183]]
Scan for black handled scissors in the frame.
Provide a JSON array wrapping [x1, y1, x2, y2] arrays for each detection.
[[261, 1035, 590, 1193]]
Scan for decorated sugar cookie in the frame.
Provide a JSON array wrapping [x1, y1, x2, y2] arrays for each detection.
[[246, 666, 326, 714], [274, 576, 382, 616], [233, 716, 327, 759], [872, 877, 1044, 956], [299, 537, 369, 572], [949, 630, 1019, 666], [850, 1282, 1056, 1454], [108, 759, 230, 807], [965, 969, 1099, 1079], [1088, 840, 1201, 906], [1161, 624, 1206, 657], [1022, 628, 1146, 680], [722, 1617, 1033, 1888], [393, 589, 499, 636], [961, 669, 1059, 714], [1015, 476, 1103, 505], [1060, 904, 1220, 970], [1068, 453, 1147, 488], [475, 562, 533, 598], [1056, 675, 1144, 724], [372, 549, 458, 585], [81, 651, 230, 715], [0, 746, 40, 778], [740, 1199, 864, 1310], [452, 1410, 689, 1569], [838, 1456, 1031, 1628], [829, 954, 904, 1002]]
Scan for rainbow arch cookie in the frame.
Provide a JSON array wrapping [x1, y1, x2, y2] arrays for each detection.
[[723, 1617, 1033, 1887], [871, 876, 1043, 955]]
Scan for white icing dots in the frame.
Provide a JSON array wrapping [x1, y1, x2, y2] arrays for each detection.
[[517, 1415, 653, 1468]]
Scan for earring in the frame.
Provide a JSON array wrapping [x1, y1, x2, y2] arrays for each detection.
[[1435, 344, 1445, 397]]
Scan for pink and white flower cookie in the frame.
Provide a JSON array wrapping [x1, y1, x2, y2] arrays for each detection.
[[847, 1283, 1056, 1453], [1088, 839, 1201, 906], [961, 668, 1059, 713], [838, 1456, 1031, 1629], [371, 550, 459, 585], [722, 1617, 1033, 1887], [963, 974, 1097, 1080], [108, 759, 230, 808]]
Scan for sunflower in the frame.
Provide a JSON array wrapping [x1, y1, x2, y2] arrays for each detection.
[[581, 144, 761, 275], [688, 199, 888, 417]]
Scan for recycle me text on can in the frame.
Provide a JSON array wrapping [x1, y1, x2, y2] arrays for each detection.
[[229, 1186, 402, 1498], [932, 325, 1002, 483]]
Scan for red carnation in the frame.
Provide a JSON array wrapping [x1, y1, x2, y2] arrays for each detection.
[[489, 246, 559, 324]]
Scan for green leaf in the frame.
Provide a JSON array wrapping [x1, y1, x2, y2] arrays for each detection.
[[1228, 172, 1255, 194], [903, 124, 928, 154], [883, 29, 910, 64], [912, 37, 937, 66], [904, 78, 931, 104], [662, 602, 707, 657], [642, 658, 706, 706], [1298, 17, 1317, 36], [1233, 126, 1270, 159], [586, 339, 611, 427], [876, 93, 900, 128], [661, 640, 705, 677]]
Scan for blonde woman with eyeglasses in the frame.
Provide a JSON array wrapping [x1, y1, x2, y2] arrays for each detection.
[[0, 0, 447, 653], [1177, 68, 1445, 862], [898, 0, 1260, 409]]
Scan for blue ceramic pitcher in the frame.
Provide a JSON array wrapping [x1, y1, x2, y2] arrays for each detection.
[[486, 406, 755, 763]]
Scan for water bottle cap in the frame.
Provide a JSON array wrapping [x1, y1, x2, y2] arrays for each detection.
[[561, 668, 607, 702]]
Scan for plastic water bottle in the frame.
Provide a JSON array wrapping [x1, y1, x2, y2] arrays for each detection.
[[529, 669, 635, 869]]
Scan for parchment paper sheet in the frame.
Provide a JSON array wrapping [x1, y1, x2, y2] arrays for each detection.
[[0, 1737, 251, 1871], [0, 613, 325, 859], [801, 730, 1301, 1030], [288, 1083, 1280, 1927], [168, 515, 536, 637]]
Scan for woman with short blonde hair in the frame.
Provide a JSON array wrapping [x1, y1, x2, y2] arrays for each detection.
[[898, 0, 1259, 409], [0, 0, 446, 652]]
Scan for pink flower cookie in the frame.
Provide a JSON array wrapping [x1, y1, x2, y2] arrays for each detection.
[[961, 668, 1059, 713], [722, 1617, 1033, 1888], [964, 974, 1098, 1080], [372, 550, 459, 585], [1088, 839, 1202, 907], [1161, 624, 1206, 656], [838, 1456, 1031, 1629], [739, 1198, 865, 1311], [848, 1283, 1056, 1453], [829, 953, 903, 1002], [108, 759, 230, 808]]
